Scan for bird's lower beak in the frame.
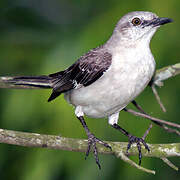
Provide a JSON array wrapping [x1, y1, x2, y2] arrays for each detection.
[[143, 17, 173, 27]]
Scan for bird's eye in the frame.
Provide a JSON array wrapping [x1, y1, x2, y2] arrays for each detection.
[[131, 17, 141, 26]]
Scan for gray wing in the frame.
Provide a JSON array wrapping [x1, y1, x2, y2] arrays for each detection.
[[48, 47, 112, 101]]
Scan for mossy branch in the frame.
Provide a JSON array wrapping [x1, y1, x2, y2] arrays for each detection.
[[0, 128, 179, 174], [0, 63, 180, 174], [153, 63, 180, 86]]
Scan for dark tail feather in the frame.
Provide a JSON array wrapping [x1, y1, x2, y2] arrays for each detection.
[[1, 72, 74, 102], [0, 75, 53, 89]]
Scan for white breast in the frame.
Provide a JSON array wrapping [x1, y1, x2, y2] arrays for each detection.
[[64, 44, 155, 118]]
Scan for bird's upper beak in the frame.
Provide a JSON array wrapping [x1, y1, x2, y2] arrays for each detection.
[[143, 17, 173, 27]]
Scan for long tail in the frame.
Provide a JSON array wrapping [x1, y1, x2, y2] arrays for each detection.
[[0, 72, 73, 102], [0, 75, 53, 89]]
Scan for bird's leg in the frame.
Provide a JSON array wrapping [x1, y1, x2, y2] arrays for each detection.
[[108, 112, 150, 165], [77, 115, 111, 169], [111, 123, 150, 165]]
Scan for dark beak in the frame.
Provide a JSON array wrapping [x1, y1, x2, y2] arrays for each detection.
[[143, 17, 173, 27]]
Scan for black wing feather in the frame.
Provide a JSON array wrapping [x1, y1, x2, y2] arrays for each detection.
[[48, 47, 112, 102]]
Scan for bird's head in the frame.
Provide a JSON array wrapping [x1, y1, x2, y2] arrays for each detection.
[[113, 11, 172, 45]]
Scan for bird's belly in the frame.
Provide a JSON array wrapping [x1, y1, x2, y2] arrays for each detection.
[[65, 60, 155, 118]]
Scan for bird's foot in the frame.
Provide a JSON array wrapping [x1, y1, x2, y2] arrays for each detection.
[[86, 132, 112, 169], [127, 135, 150, 165]]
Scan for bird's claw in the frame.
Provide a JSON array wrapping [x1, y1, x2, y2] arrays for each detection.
[[127, 135, 150, 165], [86, 133, 112, 169]]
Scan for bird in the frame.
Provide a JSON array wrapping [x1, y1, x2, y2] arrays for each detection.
[[1, 11, 172, 169]]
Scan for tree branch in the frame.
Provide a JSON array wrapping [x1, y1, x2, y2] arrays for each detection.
[[151, 63, 180, 113], [0, 63, 180, 174], [125, 108, 180, 129], [153, 63, 180, 87], [0, 128, 179, 174]]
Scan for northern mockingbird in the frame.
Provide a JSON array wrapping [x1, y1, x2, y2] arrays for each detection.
[[2, 11, 172, 169]]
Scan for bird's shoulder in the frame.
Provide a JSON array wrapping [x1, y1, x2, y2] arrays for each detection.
[[50, 46, 112, 86], [78, 46, 112, 67], [67, 46, 112, 86]]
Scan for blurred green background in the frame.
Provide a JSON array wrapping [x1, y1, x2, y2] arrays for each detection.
[[0, 0, 179, 179]]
